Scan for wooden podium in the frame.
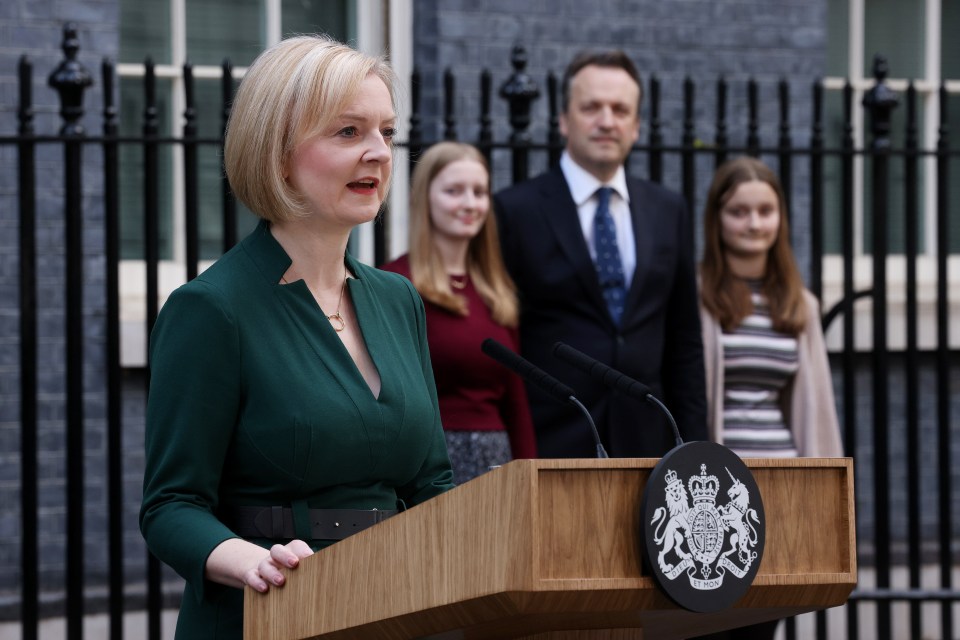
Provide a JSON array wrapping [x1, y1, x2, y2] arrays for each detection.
[[244, 457, 856, 640]]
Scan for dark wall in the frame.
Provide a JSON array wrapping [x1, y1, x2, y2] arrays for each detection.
[[411, 0, 829, 274], [412, 0, 828, 142]]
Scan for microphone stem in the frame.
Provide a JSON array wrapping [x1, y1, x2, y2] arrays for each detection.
[[645, 395, 684, 448], [567, 396, 608, 459]]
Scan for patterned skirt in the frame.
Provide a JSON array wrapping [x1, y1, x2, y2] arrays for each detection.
[[443, 430, 512, 486]]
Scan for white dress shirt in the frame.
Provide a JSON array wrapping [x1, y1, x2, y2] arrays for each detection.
[[560, 151, 636, 288]]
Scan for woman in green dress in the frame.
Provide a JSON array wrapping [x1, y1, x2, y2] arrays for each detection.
[[139, 35, 455, 639]]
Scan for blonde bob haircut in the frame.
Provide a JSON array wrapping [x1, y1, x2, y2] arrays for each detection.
[[407, 142, 520, 328], [224, 34, 396, 222], [700, 156, 807, 335]]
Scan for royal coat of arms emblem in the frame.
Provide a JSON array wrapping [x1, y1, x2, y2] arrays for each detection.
[[651, 463, 761, 587], [641, 441, 765, 613]]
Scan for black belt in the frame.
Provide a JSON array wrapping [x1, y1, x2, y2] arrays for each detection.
[[224, 506, 398, 541]]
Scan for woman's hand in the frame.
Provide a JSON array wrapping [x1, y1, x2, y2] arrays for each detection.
[[245, 540, 314, 592], [206, 538, 315, 592]]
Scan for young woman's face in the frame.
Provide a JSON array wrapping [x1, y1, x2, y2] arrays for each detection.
[[286, 74, 395, 228], [428, 159, 490, 242], [719, 179, 781, 259]]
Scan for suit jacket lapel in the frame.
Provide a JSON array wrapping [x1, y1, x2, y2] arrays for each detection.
[[623, 179, 657, 318], [538, 169, 609, 314]]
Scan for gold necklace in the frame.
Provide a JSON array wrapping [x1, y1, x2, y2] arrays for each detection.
[[281, 262, 348, 332], [325, 271, 347, 332]]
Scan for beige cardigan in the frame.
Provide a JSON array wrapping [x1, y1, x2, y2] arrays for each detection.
[[700, 288, 844, 457]]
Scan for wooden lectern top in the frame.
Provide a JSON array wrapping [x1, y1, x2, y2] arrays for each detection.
[[244, 457, 856, 640]]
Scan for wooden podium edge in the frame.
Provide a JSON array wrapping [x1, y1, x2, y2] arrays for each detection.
[[244, 457, 856, 640]]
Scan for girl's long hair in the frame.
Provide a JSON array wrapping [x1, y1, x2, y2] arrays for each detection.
[[700, 156, 807, 335], [408, 142, 519, 327]]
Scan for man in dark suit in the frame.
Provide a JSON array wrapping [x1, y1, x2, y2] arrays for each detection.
[[493, 49, 707, 458]]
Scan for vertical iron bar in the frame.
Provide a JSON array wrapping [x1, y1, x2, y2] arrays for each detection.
[[374, 217, 386, 270], [64, 100, 86, 640], [778, 79, 792, 226], [815, 614, 827, 639], [714, 76, 727, 168], [64, 122, 85, 638], [408, 68, 423, 172], [143, 57, 163, 640], [936, 82, 953, 640], [375, 87, 387, 266], [47, 23, 92, 640], [805, 75, 820, 640], [374, 61, 391, 267], [221, 60, 236, 252], [17, 53, 39, 640], [478, 70, 493, 167], [374, 219, 386, 269], [747, 79, 759, 156], [903, 81, 922, 640], [102, 57, 124, 640], [840, 79, 859, 640], [862, 54, 897, 640], [809, 81, 828, 639], [647, 75, 662, 183], [810, 80, 824, 299], [443, 69, 456, 141], [681, 77, 695, 214], [547, 72, 561, 169], [183, 62, 199, 281]]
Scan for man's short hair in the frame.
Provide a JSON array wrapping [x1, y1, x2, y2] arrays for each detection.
[[560, 49, 643, 113]]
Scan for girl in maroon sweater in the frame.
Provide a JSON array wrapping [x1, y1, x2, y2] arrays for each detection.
[[381, 142, 536, 484]]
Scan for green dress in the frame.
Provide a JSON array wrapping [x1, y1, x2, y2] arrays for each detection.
[[139, 220, 455, 639]]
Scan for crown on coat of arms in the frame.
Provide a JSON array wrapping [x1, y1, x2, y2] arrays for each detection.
[[688, 464, 719, 505], [665, 468, 682, 488]]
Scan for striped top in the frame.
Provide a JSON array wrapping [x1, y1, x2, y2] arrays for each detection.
[[720, 281, 800, 457]]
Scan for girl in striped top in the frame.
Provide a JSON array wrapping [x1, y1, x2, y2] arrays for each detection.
[[698, 156, 843, 460], [694, 156, 844, 640]]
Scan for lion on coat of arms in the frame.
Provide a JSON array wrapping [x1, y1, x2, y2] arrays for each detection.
[[650, 468, 692, 573]]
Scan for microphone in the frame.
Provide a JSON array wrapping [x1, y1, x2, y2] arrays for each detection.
[[553, 342, 653, 398], [480, 338, 608, 458], [552, 341, 684, 449]]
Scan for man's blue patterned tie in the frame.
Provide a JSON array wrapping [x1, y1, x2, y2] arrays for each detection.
[[592, 186, 626, 325]]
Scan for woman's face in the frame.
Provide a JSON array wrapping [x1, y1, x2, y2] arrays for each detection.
[[719, 179, 781, 259], [286, 74, 395, 228], [428, 159, 490, 242]]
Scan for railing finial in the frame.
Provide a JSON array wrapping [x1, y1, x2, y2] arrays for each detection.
[[499, 44, 540, 144], [862, 54, 899, 150], [47, 22, 93, 136]]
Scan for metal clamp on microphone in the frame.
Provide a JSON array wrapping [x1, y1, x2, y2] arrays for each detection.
[[480, 338, 608, 459], [552, 341, 684, 449]]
